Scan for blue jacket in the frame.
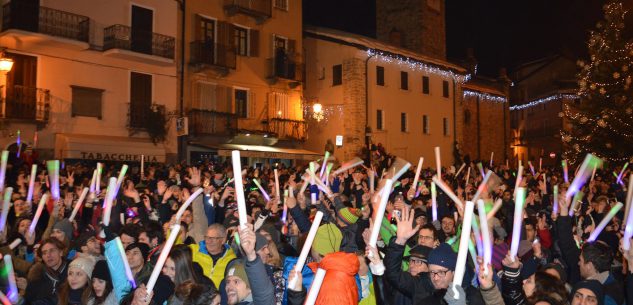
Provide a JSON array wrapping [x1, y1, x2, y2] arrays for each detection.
[[104, 237, 133, 301]]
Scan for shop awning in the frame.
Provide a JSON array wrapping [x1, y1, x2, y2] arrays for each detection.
[[56, 134, 166, 162], [216, 144, 321, 161]]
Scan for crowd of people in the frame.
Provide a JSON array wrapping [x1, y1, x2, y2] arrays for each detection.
[[0, 145, 632, 305]]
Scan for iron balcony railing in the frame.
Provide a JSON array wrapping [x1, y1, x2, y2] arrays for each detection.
[[223, 0, 272, 19], [0, 85, 50, 122], [267, 53, 304, 82], [267, 118, 306, 141], [2, 2, 89, 42], [188, 109, 237, 136], [190, 41, 236, 69], [103, 24, 175, 60], [128, 104, 165, 130]]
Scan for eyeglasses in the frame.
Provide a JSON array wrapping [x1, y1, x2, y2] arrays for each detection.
[[409, 258, 426, 265], [418, 235, 434, 241], [429, 269, 450, 278]]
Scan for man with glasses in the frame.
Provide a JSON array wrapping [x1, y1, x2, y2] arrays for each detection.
[[191, 223, 237, 288], [417, 224, 439, 248]]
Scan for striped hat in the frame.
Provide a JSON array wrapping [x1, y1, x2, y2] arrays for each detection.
[[337, 207, 361, 225]]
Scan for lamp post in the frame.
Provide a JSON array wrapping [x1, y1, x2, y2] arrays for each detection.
[[0, 53, 14, 119]]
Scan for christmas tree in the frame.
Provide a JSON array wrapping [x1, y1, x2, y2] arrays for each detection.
[[562, 1, 633, 164]]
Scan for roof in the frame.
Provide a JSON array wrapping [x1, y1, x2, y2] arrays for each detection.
[[304, 25, 467, 75]]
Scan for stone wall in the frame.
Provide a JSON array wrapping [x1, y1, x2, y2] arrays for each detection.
[[341, 58, 367, 161]]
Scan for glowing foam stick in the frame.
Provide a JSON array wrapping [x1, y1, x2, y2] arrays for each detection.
[[102, 178, 117, 226], [146, 224, 180, 294], [510, 187, 526, 262], [319, 151, 330, 179], [332, 157, 364, 176], [252, 179, 271, 202], [624, 174, 633, 228], [434, 147, 442, 179], [281, 190, 288, 224], [477, 200, 492, 275], [0, 187, 12, 232], [140, 154, 144, 177], [369, 179, 394, 248], [288, 211, 324, 290], [325, 163, 333, 185], [432, 176, 464, 211], [528, 161, 535, 176], [304, 268, 327, 305], [455, 163, 466, 178], [452, 201, 474, 299], [67, 187, 89, 223], [565, 154, 602, 205], [569, 191, 584, 217], [553, 185, 559, 215], [624, 192, 633, 250], [539, 158, 542, 172], [299, 175, 310, 196], [587, 202, 623, 242], [465, 167, 471, 186], [96, 162, 102, 195], [231, 151, 248, 229], [29, 193, 49, 234], [0, 291, 11, 305], [617, 162, 629, 184], [0, 151, 8, 193], [487, 198, 503, 220], [114, 237, 137, 288], [8, 239, 20, 250], [591, 164, 597, 182], [3, 255, 18, 303], [489, 152, 494, 167], [477, 162, 485, 177], [46, 160, 60, 201], [513, 165, 524, 197], [369, 169, 375, 193], [562, 160, 569, 184], [431, 182, 438, 222], [26, 164, 37, 203], [274, 169, 280, 199], [471, 171, 493, 204], [89, 169, 97, 194], [175, 188, 204, 222], [471, 216, 484, 257], [411, 157, 424, 196], [115, 164, 128, 193], [16, 130, 20, 158]]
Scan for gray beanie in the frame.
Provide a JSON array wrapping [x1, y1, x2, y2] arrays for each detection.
[[53, 219, 73, 241]]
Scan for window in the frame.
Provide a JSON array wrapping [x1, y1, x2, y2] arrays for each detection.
[[401, 113, 408, 132], [71, 86, 103, 118], [442, 80, 450, 98], [400, 71, 408, 90], [234, 26, 248, 56], [273, 92, 289, 118], [130, 72, 152, 128], [235, 89, 249, 118], [199, 17, 215, 42], [274, 0, 289, 10], [332, 64, 342, 86], [423, 115, 429, 134], [443, 118, 449, 136], [377, 110, 384, 130], [376, 66, 385, 86], [422, 76, 430, 94]]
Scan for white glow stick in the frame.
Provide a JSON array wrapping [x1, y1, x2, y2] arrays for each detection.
[[8, 239, 21, 250], [465, 167, 471, 186], [471, 171, 493, 204], [539, 158, 542, 172], [68, 188, 89, 222], [477, 200, 492, 275], [332, 157, 364, 176], [618, 162, 629, 184], [140, 154, 145, 177], [624, 174, 633, 228], [591, 164, 597, 182], [432, 176, 464, 211], [47, 160, 60, 201], [253, 179, 271, 202], [3, 255, 18, 303], [288, 211, 324, 290], [434, 147, 442, 179], [565, 154, 602, 203], [96, 162, 102, 195], [452, 200, 474, 299], [26, 164, 37, 203], [274, 169, 280, 199], [304, 268, 327, 305], [114, 237, 137, 288], [115, 164, 128, 193], [231, 151, 248, 229], [0, 151, 7, 192], [29, 193, 49, 234], [431, 182, 438, 222], [319, 151, 330, 179], [486, 198, 503, 220], [455, 163, 466, 178], [490, 152, 494, 167], [587, 202, 623, 242], [411, 157, 424, 195], [562, 160, 569, 184], [299, 175, 310, 196], [513, 165, 524, 197], [102, 178, 117, 226], [175, 188, 204, 222], [0, 187, 12, 232], [553, 185, 559, 215], [369, 169, 375, 193], [510, 187, 526, 261], [369, 179, 394, 247], [146, 224, 180, 293], [528, 161, 535, 176], [89, 169, 97, 194], [624, 193, 633, 250]]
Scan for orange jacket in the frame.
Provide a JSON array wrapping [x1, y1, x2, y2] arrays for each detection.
[[308, 252, 360, 305]]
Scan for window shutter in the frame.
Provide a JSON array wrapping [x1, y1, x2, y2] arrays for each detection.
[[215, 85, 232, 113], [288, 39, 296, 54], [249, 29, 259, 57], [217, 21, 234, 65], [249, 91, 256, 118], [194, 14, 202, 41]]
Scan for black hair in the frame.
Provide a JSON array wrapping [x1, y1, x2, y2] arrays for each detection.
[[581, 241, 613, 273], [143, 220, 166, 244]]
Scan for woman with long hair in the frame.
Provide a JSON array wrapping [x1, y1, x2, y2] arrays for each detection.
[[57, 256, 96, 305], [162, 245, 214, 291], [92, 260, 116, 305]]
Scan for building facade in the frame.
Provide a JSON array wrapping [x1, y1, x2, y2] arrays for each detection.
[[303, 26, 467, 165], [182, 0, 318, 165], [0, 0, 178, 163], [510, 55, 579, 166]]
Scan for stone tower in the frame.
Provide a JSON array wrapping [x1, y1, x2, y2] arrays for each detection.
[[375, 0, 446, 60]]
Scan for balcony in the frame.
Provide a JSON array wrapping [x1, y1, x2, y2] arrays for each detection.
[[103, 25, 175, 65], [267, 53, 304, 88], [266, 118, 307, 141], [128, 104, 165, 130], [190, 41, 236, 74], [188, 109, 237, 137], [0, 2, 89, 50], [0, 85, 50, 124], [223, 0, 272, 23]]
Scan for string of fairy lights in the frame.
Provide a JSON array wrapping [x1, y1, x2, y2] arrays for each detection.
[[463, 90, 507, 103], [509, 94, 578, 111], [366, 49, 471, 83]]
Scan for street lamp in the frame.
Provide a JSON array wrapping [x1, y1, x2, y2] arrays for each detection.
[[0, 57, 13, 73], [0, 51, 13, 119], [312, 103, 324, 122]]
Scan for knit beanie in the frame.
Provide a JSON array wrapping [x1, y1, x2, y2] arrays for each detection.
[[69, 256, 96, 278], [571, 280, 604, 305], [427, 243, 457, 271], [336, 208, 361, 225], [312, 223, 342, 256], [92, 260, 111, 282], [53, 219, 73, 241], [226, 260, 249, 288]]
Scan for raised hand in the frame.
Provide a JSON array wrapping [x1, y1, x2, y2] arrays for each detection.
[[501, 252, 521, 269], [395, 206, 420, 245], [185, 167, 201, 187], [67, 172, 74, 187], [238, 224, 257, 261], [476, 257, 494, 289], [156, 181, 167, 196]]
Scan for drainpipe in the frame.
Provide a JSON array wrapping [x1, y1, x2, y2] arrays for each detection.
[[177, 0, 186, 162], [477, 95, 481, 160], [453, 79, 457, 162], [364, 53, 375, 164]]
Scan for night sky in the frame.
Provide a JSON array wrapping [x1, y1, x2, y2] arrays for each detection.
[[304, 0, 608, 77]]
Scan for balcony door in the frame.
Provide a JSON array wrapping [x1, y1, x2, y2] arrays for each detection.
[[131, 5, 153, 54], [130, 72, 152, 128], [5, 53, 37, 119]]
